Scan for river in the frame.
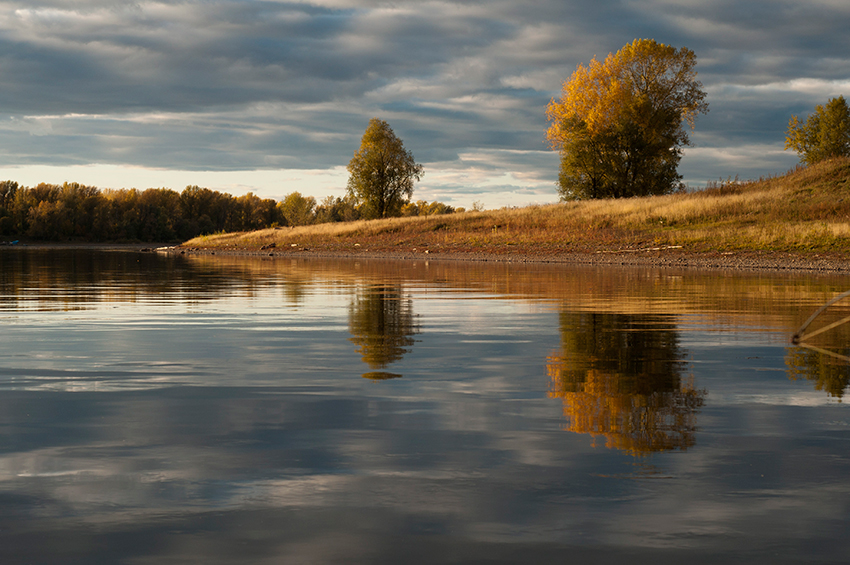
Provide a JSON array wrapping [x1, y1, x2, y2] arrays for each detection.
[[1, 248, 849, 564]]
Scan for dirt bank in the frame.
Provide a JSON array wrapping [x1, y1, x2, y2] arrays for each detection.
[[8, 240, 849, 273], [172, 245, 850, 274]]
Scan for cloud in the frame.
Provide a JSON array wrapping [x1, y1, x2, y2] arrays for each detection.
[[0, 0, 847, 203]]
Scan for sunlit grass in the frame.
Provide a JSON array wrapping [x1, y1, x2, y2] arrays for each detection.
[[185, 157, 850, 255]]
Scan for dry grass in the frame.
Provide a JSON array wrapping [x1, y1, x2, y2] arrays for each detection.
[[185, 157, 850, 256]]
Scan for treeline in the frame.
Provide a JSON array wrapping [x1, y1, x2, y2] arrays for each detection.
[[0, 181, 463, 242]]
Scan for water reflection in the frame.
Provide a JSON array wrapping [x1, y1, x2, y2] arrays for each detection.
[[348, 284, 419, 378], [785, 294, 850, 399], [0, 248, 263, 308], [547, 312, 705, 455], [787, 346, 850, 399], [3, 250, 850, 563]]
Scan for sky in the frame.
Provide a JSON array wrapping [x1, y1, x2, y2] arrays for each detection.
[[0, 0, 848, 209]]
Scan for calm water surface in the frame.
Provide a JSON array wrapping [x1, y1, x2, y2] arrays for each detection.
[[1, 249, 849, 564]]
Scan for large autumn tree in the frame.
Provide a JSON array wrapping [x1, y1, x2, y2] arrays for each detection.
[[546, 39, 708, 200], [785, 96, 850, 166], [347, 118, 423, 219]]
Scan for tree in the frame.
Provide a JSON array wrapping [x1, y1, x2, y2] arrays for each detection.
[[314, 195, 361, 224], [347, 118, 423, 218], [0, 181, 18, 235], [400, 200, 456, 217], [546, 39, 708, 200], [785, 96, 850, 165], [235, 192, 281, 231], [278, 191, 316, 226]]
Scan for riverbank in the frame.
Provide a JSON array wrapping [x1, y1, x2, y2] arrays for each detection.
[[6, 241, 850, 273], [8, 157, 850, 274], [180, 157, 850, 273], [172, 244, 850, 274]]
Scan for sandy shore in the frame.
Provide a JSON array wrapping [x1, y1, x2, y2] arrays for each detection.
[[173, 245, 850, 274], [6, 240, 850, 273]]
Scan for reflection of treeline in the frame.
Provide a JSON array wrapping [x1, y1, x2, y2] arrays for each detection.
[[785, 299, 850, 399], [105, 253, 850, 399], [0, 181, 463, 242], [787, 347, 850, 399], [181, 254, 850, 329], [0, 248, 262, 308]]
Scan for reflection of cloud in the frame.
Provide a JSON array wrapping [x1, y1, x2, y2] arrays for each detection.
[[2, 392, 848, 563], [0, 444, 357, 521], [5, 253, 850, 561]]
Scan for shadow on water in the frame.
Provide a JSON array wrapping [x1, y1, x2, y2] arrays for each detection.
[[547, 311, 705, 455]]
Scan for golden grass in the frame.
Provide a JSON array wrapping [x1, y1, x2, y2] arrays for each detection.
[[185, 157, 850, 255]]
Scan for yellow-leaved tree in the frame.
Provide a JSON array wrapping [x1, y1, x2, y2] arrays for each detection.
[[546, 39, 708, 200], [785, 96, 850, 166], [278, 191, 316, 226], [347, 118, 423, 219]]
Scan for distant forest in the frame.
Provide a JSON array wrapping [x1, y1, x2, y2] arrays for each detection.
[[0, 181, 462, 242]]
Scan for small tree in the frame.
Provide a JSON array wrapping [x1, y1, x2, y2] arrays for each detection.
[[785, 96, 850, 165], [546, 39, 708, 200], [314, 195, 361, 224], [0, 181, 19, 235], [278, 191, 316, 226], [347, 118, 423, 218]]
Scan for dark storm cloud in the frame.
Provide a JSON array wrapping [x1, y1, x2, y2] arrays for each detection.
[[0, 0, 848, 194]]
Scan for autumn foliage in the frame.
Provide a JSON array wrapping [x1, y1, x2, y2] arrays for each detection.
[[0, 182, 280, 241], [546, 39, 708, 200], [785, 96, 850, 166]]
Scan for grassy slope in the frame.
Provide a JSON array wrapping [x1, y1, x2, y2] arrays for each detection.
[[184, 157, 850, 257]]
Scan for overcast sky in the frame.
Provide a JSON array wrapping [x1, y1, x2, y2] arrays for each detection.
[[0, 0, 848, 208]]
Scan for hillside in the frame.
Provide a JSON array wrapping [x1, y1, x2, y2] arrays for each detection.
[[183, 157, 850, 261]]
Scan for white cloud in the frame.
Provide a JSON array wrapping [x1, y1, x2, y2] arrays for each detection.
[[0, 163, 351, 201], [0, 0, 847, 206]]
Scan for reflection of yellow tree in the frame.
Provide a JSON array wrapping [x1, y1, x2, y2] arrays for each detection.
[[547, 312, 704, 455], [349, 285, 419, 370], [787, 346, 850, 399]]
